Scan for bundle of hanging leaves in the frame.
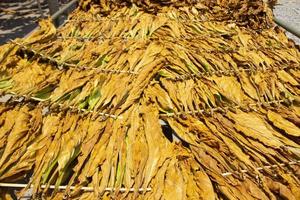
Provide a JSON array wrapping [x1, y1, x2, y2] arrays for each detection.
[[0, 0, 300, 199]]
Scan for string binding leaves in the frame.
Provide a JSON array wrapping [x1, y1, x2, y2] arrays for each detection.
[[221, 160, 300, 177], [164, 65, 297, 81], [2, 93, 122, 120], [0, 183, 151, 193], [10, 40, 138, 75], [55, 34, 288, 54], [65, 16, 263, 28], [3, 92, 289, 119], [0, 160, 298, 193], [160, 99, 288, 117]]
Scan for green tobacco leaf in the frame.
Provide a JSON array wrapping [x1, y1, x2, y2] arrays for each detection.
[[42, 157, 58, 184], [88, 88, 101, 110], [0, 78, 13, 90], [55, 145, 81, 188], [78, 99, 88, 110], [94, 54, 109, 67], [32, 85, 55, 101], [56, 87, 82, 103]]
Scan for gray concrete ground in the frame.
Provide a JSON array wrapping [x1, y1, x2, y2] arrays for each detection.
[[0, 0, 49, 45], [0, 0, 71, 45], [274, 0, 300, 44]]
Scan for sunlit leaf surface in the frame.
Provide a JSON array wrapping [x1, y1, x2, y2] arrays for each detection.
[[0, 0, 300, 199]]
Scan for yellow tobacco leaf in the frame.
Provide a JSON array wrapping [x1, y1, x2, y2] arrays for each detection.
[[267, 110, 300, 137], [239, 71, 259, 100], [227, 111, 284, 148], [24, 20, 56, 45], [162, 159, 185, 200], [213, 75, 246, 104], [277, 70, 299, 86], [142, 104, 171, 189]]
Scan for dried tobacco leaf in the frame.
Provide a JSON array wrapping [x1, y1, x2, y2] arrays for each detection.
[[0, 0, 299, 199]]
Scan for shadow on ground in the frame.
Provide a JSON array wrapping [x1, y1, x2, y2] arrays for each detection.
[[0, 0, 49, 45]]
